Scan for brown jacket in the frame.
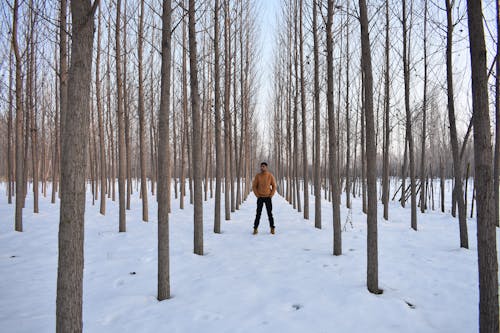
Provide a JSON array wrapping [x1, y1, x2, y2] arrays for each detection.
[[252, 171, 277, 198]]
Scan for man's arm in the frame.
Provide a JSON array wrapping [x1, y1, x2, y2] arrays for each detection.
[[252, 176, 258, 196], [270, 174, 277, 197]]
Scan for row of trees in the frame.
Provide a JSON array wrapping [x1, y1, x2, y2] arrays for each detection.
[[268, 0, 498, 331], [0, 0, 498, 332]]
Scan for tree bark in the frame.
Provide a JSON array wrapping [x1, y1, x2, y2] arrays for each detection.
[[446, 0, 468, 248], [158, 0, 172, 301], [359, 0, 382, 295], [214, 0, 222, 233], [313, 0, 321, 229], [403, 0, 417, 230], [96, 4, 106, 215], [138, 0, 148, 221], [382, 0, 390, 220], [13, 0, 23, 231], [420, 0, 428, 214], [299, 0, 308, 219], [466, 1, 499, 330], [327, 0, 341, 255], [189, 0, 203, 255], [56, 0, 96, 331], [116, 0, 126, 232]]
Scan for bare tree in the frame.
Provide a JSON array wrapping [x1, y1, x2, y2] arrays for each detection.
[[56, 0, 97, 331], [359, 0, 382, 295], [419, 0, 428, 213], [158, 0, 172, 301], [313, 0, 321, 229], [214, 0, 222, 233], [138, 0, 149, 222], [116, 0, 126, 232], [402, 0, 417, 230], [189, 0, 203, 255], [327, 0, 341, 255], [382, 0, 390, 220], [12, 0, 23, 231], [96, 4, 106, 215], [445, 0, 468, 248], [299, 0, 308, 219], [466, 1, 499, 331]]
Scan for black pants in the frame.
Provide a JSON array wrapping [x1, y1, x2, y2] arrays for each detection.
[[254, 197, 275, 229]]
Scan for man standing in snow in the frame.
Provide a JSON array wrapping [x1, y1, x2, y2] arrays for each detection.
[[252, 162, 277, 235]]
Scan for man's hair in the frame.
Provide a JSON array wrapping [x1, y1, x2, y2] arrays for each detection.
[[260, 162, 268, 167]]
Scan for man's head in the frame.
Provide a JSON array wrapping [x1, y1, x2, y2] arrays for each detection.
[[260, 162, 268, 172]]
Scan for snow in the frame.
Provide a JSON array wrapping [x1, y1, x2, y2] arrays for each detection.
[[0, 181, 498, 332]]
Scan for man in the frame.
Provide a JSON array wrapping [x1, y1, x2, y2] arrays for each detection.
[[252, 162, 277, 235]]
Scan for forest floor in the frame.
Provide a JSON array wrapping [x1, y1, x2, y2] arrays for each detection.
[[0, 181, 498, 332]]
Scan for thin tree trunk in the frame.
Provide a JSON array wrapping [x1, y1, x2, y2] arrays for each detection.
[[189, 0, 203, 255], [494, 0, 500, 227], [420, 0, 428, 214], [466, 1, 500, 330], [123, 0, 132, 211], [138, 0, 148, 221], [116, 0, 126, 232], [345, 0, 351, 210], [214, 0, 222, 233], [382, 0, 390, 220], [327, 0, 341, 255], [359, 0, 382, 295], [299, 0, 308, 219], [446, 0, 468, 248], [403, 0, 417, 230], [313, 0, 321, 228], [56, 1, 96, 331], [158, 0, 172, 301], [8, 50, 13, 204], [13, 0, 23, 231], [96, 5, 106, 215], [224, 0, 231, 220]]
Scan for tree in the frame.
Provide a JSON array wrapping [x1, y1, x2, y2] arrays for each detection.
[[56, 0, 97, 331], [138, 0, 149, 222], [189, 0, 204, 255], [445, 0, 468, 248], [466, 1, 499, 330], [214, 0, 223, 233], [313, 0, 321, 229], [326, 0, 341, 255], [359, 0, 382, 295], [158, 0, 172, 301], [402, 0, 417, 231], [419, 0, 428, 213], [96, 4, 106, 215], [299, 0, 308, 219], [382, 0, 390, 220], [12, 0, 23, 231], [116, 0, 126, 232]]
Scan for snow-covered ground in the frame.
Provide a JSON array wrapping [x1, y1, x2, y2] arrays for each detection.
[[0, 181, 498, 332]]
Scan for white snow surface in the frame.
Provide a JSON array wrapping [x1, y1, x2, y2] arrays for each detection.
[[0, 181, 498, 333]]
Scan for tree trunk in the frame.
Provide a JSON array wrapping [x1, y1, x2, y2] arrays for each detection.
[[345, 0, 351, 210], [138, 0, 149, 221], [359, 0, 382, 295], [189, 0, 203, 255], [158, 0, 172, 301], [116, 0, 126, 232], [313, 0, 321, 229], [420, 0, 428, 214], [466, 1, 499, 330], [224, 0, 231, 221], [327, 0, 341, 255], [96, 5, 106, 215], [56, 1, 95, 331], [382, 0, 390, 220], [403, 0, 417, 230], [299, 0, 308, 219], [446, 0, 468, 248], [13, 0, 23, 231], [214, 0, 222, 233]]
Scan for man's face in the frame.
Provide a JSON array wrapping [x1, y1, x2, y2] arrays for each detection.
[[260, 164, 267, 172]]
